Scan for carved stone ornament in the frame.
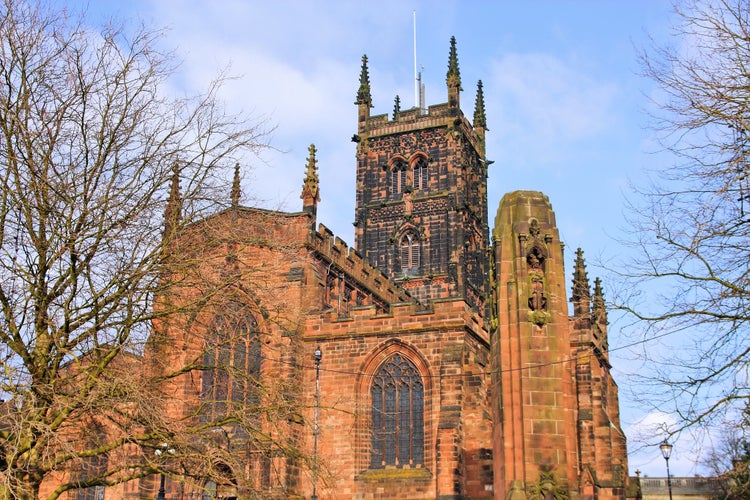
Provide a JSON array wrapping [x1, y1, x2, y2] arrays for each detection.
[[529, 218, 541, 237], [527, 467, 570, 500], [526, 247, 550, 325]]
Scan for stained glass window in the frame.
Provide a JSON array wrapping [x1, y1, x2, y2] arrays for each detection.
[[370, 354, 424, 468], [76, 454, 107, 500], [200, 306, 260, 422]]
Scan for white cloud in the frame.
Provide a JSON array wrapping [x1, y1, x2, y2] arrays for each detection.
[[486, 52, 620, 170], [134, 1, 367, 237], [626, 410, 676, 445], [625, 410, 716, 477]]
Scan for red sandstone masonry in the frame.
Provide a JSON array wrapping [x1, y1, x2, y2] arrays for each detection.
[[308, 223, 411, 307]]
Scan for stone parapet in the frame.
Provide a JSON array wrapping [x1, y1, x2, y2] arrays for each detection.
[[365, 103, 480, 152], [638, 476, 723, 499], [306, 296, 488, 346], [307, 223, 411, 306]]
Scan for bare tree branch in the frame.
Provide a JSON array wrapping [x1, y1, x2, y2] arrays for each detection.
[[611, 0, 750, 438], [0, 1, 311, 499]]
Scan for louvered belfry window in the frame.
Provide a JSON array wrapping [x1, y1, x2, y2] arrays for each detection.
[[391, 160, 407, 195], [400, 232, 420, 274], [413, 157, 428, 191], [370, 354, 424, 469]]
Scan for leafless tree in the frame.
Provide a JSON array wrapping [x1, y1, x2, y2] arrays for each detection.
[[0, 1, 311, 498], [703, 426, 750, 498], [612, 0, 750, 437]]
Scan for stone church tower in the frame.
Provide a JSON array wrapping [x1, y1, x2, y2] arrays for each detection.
[[353, 37, 490, 310]]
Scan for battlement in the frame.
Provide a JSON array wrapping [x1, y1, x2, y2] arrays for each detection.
[[363, 104, 482, 156], [307, 223, 411, 306], [368, 103, 454, 127], [366, 103, 472, 135], [307, 296, 488, 345]]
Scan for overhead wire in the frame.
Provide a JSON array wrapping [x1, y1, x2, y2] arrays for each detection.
[[245, 322, 679, 380]]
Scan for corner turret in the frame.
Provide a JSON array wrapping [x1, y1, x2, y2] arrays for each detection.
[[571, 248, 591, 316], [592, 277, 609, 351], [473, 80, 487, 155], [473, 80, 487, 130], [446, 36, 462, 111], [355, 55, 373, 134], [231, 162, 241, 208], [163, 163, 182, 240]]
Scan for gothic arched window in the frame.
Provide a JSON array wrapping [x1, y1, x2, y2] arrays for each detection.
[[200, 306, 261, 422], [370, 354, 424, 469], [413, 157, 428, 191], [391, 159, 407, 195], [76, 454, 107, 500], [400, 232, 420, 274]]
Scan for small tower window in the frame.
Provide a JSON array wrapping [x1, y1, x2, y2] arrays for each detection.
[[391, 160, 407, 195], [400, 232, 420, 274], [413, 157, 428, 191]]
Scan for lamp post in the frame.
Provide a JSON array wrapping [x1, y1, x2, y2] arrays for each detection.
[[156, 472, 166, 500], [660, 439, 674, 500], [311, 346, 322, 500], [155, 442, 175, 500]]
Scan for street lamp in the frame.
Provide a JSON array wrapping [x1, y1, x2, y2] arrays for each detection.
[[155, 442, 175, 500], [660, 439, 674, 500], [312, 346, 322, 500]]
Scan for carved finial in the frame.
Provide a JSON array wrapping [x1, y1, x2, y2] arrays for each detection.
[[231, 162, 241, 208], [355, 55, 373, 107], [593, 277, 608, 326], [301, 144, 320, 217], [446, 36, 462, 90], [571, 248, 591, 316], [393, 95, 401, 120], [592, 276, 609, 351], [473, 80, 487, 130], [356, 55, 373, 134], [163, 163, 181, 239]]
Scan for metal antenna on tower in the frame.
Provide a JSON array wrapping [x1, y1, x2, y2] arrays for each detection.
[[418, 66, 426, 115], [413, 12, 426, 115], [413, 11, 418, 108]]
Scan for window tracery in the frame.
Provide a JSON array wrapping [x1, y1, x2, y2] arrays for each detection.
[[370, 354, 424, 469], [200, 305, 261, 422]]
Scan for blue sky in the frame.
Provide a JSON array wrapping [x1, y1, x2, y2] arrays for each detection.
[[68, 0, 699, 477]]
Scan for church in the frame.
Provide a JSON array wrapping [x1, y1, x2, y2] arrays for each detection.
[[161, 37, 630, 499], [46, 37, 632, 499]]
